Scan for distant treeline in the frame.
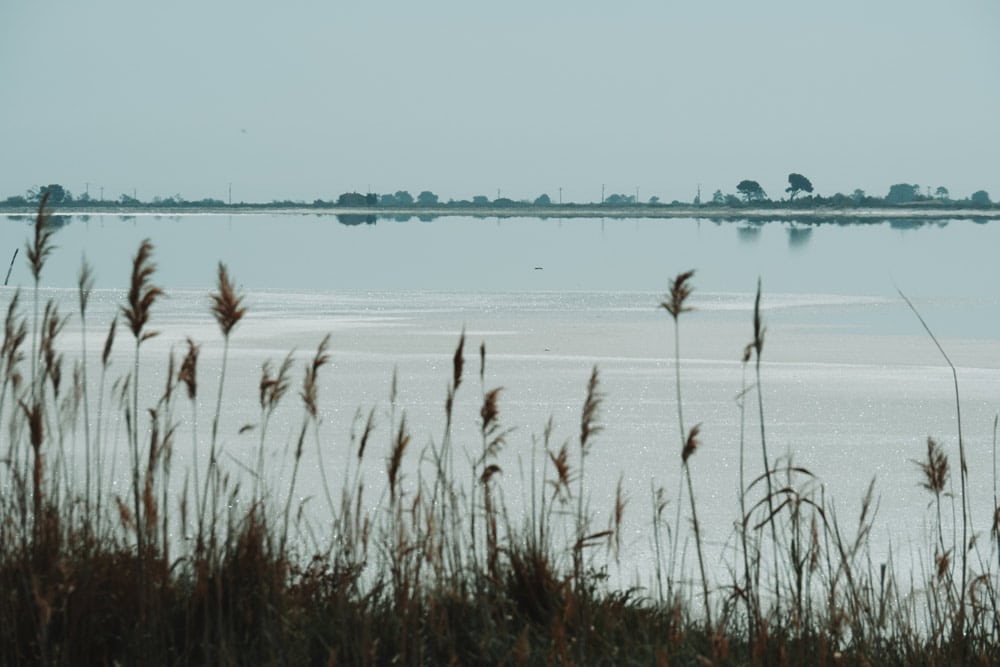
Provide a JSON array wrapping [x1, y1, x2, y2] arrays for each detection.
[[1, 175, 995, 211]]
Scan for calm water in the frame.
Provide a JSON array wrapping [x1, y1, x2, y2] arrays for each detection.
[[1, 213, 998, 585]]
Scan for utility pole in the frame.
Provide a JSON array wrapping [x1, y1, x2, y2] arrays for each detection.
[[558, 187, 562, 205], [635, 186, 639, 204], [601, 184, 605, 204], [85, 182, 89, 197], [228, 182, 232, 206], [99, 186, 104, 202]]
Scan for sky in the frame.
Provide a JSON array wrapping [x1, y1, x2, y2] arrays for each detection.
[[1, 0, 998, 205]]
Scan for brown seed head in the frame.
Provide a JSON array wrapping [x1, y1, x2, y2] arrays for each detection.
[[178, 337, 199, 400], [260, 350, 294, 413], [388, 414, 410, 501], [935, 549, 951, 580], [752, 278, 766, 358], [452, 329, 465, 391], [480, 463, 502, 485], [682, 423, 702, 463], [357, 406, 375, 461], [580, 365, 603, 455], [548, 443, 571, 498], [661, 270, 696, 320], [480, 387, 502, 434], [77, 256, 95, 316], [300, 334, 330, 418], [20, 400, 43, 451], [101, 315, 117, 368], [479, 341, 486, 384], [916, 436, 949, 495], [27, 192, 56, 283], [122, 239, 164, 342], [209, 262, 246, 338]]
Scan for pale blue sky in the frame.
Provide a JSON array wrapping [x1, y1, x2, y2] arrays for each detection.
[[1, 0, 998, 204]]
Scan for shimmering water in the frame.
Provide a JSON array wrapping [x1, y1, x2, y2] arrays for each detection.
[[1, 213, 998, 586]]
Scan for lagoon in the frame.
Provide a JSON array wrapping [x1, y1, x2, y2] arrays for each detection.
[[1, 212, 998, 587]]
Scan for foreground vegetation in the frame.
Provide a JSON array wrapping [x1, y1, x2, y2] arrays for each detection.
[[1, 196, 998, 665]]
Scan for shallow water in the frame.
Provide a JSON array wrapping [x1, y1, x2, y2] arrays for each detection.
[[1, 213, 998, 589]]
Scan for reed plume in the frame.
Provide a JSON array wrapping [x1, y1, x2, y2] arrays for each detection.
[[255, 351, 294, 502], [122, 239, 163, 343], [26, 192, 55, 284], [123, 239, 163, 557], [388, 414, 410, 504], [209, 262, 246, 338], [178, 338, 199, 401], [661, 269, 695, 320], [300, 334, 330, 420]]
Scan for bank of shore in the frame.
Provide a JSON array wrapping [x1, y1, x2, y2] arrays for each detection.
[[2, 203, 999, 220]]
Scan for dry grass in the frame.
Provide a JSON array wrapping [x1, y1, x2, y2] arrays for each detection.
[[0, 197, 997, 665]]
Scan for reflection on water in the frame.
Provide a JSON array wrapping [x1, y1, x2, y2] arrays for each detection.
[[786, 224, 812, 249], [0, 214, 998, 314]]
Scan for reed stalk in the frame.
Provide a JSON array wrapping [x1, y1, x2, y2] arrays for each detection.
[[897, 287, 969, 646], [751, 278, 782, 617], [122, 239, 163, 555], [77, 258, 95, 524]]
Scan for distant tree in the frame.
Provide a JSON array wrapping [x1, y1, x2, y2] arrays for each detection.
[[5, 195, 28, 206], [649, 196, 660, 205], [492, 197, 516, 207], [29, 184, 70, 205], [785, 173, 813, 200], [471, 195, 490, 206], [885, 183, 919, 204], [724, 194, 742, 206], [337, 192, 368, 206], [416, 190, 439, 205], [603, 193, 635, 205], [711, 189, 725, 205], [829, 192, 852, 208], [934, 186, 950, 200], [970, 190, 991, 206], [736, 180, 767, 202], [379, 193, 398, 206], [394, 190, 414, 205], [851, 189, 866, 203], [533, 193, 552, 206]]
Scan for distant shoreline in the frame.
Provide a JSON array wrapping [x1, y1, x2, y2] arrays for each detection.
[[1, 204, 998, 221]]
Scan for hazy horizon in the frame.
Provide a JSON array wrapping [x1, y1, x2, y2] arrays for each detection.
[[2, 0, 998, 205]]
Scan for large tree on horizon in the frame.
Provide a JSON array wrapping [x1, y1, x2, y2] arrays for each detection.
[[785, 173, 813, 200], [736, 180, 767, 202]]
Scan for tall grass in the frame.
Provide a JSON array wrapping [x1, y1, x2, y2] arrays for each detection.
[[0, 197, 997, 665]]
